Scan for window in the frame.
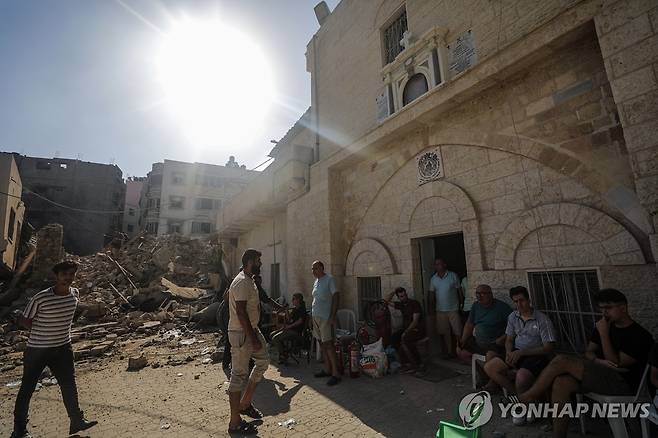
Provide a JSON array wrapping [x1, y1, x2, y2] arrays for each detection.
[[7, 208, 16, 242], [191, 222, 212, 234], [382, 8, 408, 65], [146, 222, 159, 234], [171, 172, 184, 185], [402, 73, 429, 106], [36, 160, 52, 170], [214, 199, 222, 210], [270, 263, 280, 299], [528, 270, 601, 353], [127, 224, 134, 232], [128, 208, 135, 216], [147, 198, 160, 209], [196, 198, 214, 210], [357, 277, 382, 320], [168, 222, 182, 234], [150, 174, 163, 186], [169, 196, 184, 209]]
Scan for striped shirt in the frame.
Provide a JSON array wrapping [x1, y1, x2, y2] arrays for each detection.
[[23, 287, 79, 348]]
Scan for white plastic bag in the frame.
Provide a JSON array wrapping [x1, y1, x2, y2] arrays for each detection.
[[362, 337, 384, 356]]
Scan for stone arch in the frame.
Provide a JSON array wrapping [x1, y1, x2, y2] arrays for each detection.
[[345, 238, 397, 276], [398, 178, 483, 270], [495, 203, 645, 270]]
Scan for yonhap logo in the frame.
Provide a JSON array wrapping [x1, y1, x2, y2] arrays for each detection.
[[458, 391, 493, 429]]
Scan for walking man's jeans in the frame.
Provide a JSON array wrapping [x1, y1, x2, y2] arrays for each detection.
[[14, 343, 81, 426]]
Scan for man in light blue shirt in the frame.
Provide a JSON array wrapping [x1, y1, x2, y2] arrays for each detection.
[[428, 259, 463, 358], [311, 260, 341, 386]]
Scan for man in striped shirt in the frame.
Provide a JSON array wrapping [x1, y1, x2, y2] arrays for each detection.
[[11, 261, 97, 438]]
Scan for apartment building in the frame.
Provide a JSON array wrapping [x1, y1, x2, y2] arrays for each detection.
[[140, 159, 255, 238]]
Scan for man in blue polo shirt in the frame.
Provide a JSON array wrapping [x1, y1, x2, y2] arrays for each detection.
[[484, 286, 556, 425], [428, 259, 463, 358]]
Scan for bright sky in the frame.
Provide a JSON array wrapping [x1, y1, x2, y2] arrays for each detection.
[[0, 0, 339, 177]]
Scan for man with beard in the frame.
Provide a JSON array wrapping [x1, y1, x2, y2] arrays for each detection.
[[515, 288, 654, 438], [226, 249, 269, 435], [11, 261, 97, 438]]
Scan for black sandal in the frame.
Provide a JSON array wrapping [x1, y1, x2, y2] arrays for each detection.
[[240, 404, 263, 419], [228, 419, 257, 435]]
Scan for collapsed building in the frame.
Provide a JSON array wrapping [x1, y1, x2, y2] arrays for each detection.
[[13, 154, 126, 256]]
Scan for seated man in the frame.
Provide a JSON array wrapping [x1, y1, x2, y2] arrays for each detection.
[[516, 288, 654, 438], [385, 287, 425, 373], [484, 286, 556, 425], [271, 293, 307, 364], [457, 284, 512, 362]]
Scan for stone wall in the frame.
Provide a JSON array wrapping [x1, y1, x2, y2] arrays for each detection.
[[277, 0, 658, 336]]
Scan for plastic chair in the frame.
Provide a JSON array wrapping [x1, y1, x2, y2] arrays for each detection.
[[577, 363, 651, 438], [436, 421, 480, 438], [471, 354, 486, 390], [336, 309, 357, 336]]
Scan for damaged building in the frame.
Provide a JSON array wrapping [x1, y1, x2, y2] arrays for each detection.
[[218, 0, 658, 349], [0, 153, 26, 274], [13, 155, 125, 256]]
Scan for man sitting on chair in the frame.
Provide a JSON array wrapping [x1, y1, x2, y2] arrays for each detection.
[[515, 288, 654, 438], [386, 287, 425, 373], [483, 286, 556, 425], [271, 293, 307, 364]]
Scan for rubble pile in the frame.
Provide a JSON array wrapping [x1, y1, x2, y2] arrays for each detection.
[[0, 230, 229, 372]]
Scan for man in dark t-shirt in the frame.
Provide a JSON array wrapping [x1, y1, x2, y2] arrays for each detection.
[[386, 287, 425, 373], [271, 293, 307, 364], [516, 289, 654, 438]]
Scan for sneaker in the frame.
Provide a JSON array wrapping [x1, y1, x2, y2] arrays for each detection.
[[526, 410, 536, 424], [69, 411, 98, 435], [512, 415, 526, 426], [326, 376, 340, 386]]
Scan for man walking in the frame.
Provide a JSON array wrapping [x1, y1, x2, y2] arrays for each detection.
[[429, 259, 463, 358], [227, 249, 270, 435], [311, 260, 341, 386], [11, 261, 97, 438]]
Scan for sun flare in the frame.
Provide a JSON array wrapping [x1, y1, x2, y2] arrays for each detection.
[[156, 18, 274, 147]]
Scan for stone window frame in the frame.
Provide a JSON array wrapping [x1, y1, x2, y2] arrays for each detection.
[[381, 5, 408, 66]]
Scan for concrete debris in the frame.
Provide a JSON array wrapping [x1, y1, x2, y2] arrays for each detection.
[[127, 355, 148, 371], [0, 230, 230, 372], [278, 419, 297, 429]]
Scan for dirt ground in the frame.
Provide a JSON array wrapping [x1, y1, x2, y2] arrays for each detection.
[[0, 334, 625, 438]]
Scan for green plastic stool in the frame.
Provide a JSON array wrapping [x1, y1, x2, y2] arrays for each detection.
[[436, 421, 480, 438]]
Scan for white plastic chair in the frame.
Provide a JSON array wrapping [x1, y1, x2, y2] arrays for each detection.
[[472, 353, 486, 390], [471, 353, 508, 396], [336, 309, 357, 338], [577, 363, 651, 438]]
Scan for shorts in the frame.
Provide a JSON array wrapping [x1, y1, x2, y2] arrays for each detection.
[[227, 328, 270, 393], [312, 316, 334, 343], [516, 354, 551, 377], [435, 310, 463, 336], [462, 336, 504, 357], [580, 359, 633, 395]]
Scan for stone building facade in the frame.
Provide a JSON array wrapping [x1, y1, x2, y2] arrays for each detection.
[[0, 153, 25, 273], [219, 0, 658, 342]]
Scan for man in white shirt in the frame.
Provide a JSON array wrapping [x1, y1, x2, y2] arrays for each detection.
[[428, 259, 463, 358], [226, 249, 269, 435]]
